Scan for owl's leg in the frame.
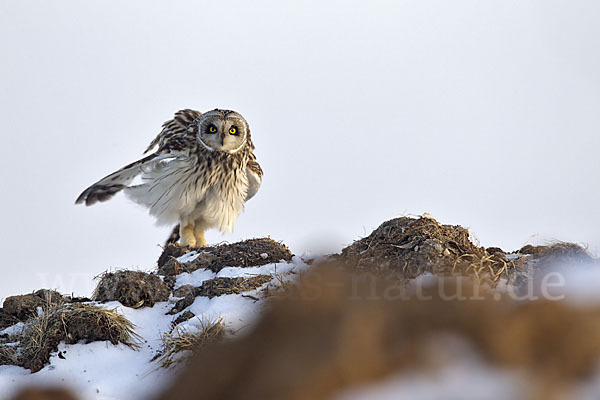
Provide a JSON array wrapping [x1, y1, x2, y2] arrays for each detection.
[[194, 229, 207, 248], [179, 224, 196, 247], [193, 219, 209, 248]]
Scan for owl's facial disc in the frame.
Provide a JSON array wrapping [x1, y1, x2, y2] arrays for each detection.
[[198, 111, 248, 153]]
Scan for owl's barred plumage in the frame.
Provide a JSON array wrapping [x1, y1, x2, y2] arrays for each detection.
[[76, 109, 262, 247]]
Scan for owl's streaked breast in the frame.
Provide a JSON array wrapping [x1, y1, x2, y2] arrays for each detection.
[[125, 148, 250, 233]]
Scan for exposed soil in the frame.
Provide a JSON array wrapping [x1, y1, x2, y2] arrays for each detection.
[[157, 238, 293, 275], [2, 290, 64, 322], [172, 311, 196, 327], [167, 276, 273, 315], [157, 244, 190, 269], [157, 265, 600, 400], [172, 285, 196, 298], [517, 242, 595, 268], [0, 309, 19, 330], [196, 276, 273, 298], [167, 294, 196, 315], [337, 216, 526, 284], [93, 270, 170, 308]]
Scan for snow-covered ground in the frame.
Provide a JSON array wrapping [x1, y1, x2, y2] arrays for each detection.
[[2, 251, 600, 400], [0, 253, 308, 400]]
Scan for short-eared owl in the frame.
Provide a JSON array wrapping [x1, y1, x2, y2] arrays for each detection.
[[76, 109, 262, 247]]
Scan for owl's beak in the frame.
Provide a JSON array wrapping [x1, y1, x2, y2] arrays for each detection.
[[219, 132, 225, 146]]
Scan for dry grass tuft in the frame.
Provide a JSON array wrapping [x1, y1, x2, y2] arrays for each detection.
[[451, 252, 517, 283], [0, 345, 18, 366], [156, 317, 225, 368], [261, 268, 301, 299], [19, 303, 140, 372]]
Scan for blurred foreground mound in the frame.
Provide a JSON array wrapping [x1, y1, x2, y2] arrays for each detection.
[[157, 264, 600, 400]]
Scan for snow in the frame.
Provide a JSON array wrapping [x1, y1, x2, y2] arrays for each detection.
[[173, 268, 214, 290], [0, 323, 24, 337], [0, 257, 308, 400]]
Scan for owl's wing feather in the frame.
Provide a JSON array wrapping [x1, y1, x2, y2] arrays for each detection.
[[77, 109, 201, 206], [75, 153, 178, 206], [245, 157, 263, 202], [144, 109, 202, 154]]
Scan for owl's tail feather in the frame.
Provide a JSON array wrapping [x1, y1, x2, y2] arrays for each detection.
[[75, 153, 157, 206], [165, 224, 180, 246]]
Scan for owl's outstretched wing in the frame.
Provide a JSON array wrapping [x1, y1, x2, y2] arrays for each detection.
[[75, 110, 200, 206]]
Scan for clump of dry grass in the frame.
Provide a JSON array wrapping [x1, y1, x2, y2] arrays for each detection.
[[19, 303, 140, 372], [156, 317, 224, 368], [0, 345, 18, 366], [260, 268, 301, 300], [451, 252, 517, 283]]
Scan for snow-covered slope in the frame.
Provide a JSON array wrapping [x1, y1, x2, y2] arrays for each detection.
[[0, 250, 308, 400]]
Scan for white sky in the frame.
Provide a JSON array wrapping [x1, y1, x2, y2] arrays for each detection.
[[0, 0, 599, 300]]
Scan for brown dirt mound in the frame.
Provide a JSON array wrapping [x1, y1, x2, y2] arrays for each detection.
[[337, 216, 521, 284], [156, 265, 600, 400], [2, 290, 64, 322], [167, 276, 272, 315], [196, 276, 273, 298], [93, 270, 169, 308], [157, 238, 293, 276], [517, 242, 595, 268], [19, 303, 139, 372], [0, 309, 19, 330]]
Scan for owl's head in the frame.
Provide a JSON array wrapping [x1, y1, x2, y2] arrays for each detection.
[[195, 109, 249, 153]]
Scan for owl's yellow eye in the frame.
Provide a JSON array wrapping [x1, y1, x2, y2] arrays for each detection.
[[208, 125, 217, 133], [229, 127, 237, 135]]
